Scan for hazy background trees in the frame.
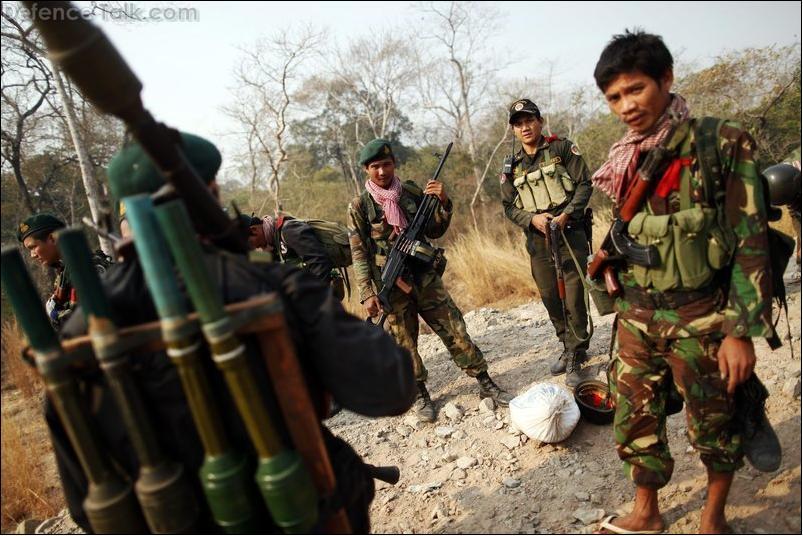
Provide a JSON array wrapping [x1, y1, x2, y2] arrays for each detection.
[[2, 1, 800, 250]]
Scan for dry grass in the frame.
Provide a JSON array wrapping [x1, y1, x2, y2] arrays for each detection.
[[442, 228, 535, 311], [1, 411, 59, 530], [1, 322, 61, 531], [1, 321, 43, 399]]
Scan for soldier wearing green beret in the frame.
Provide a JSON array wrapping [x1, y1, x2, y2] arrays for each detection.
[[107, 131, 223, 203], [500, 98, 594, 387], [348, 139, 513, 422], [17, 213, 111, 328]]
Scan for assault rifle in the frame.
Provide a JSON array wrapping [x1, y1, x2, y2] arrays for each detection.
[[547, 220, 569, 329], [586, 113, 683, 296], [372, 143, 453, 327]]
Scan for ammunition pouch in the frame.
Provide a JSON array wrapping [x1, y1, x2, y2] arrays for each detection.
[[513, 147, 574, 213], [587, 274, 616, 316], [627, 206, 734, 291]]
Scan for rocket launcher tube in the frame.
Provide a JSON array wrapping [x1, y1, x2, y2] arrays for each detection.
[[56, 228, 200, 534], [154, 199, 319, 534], [125, 194, 261, 533], [0, 247, 148, 534]]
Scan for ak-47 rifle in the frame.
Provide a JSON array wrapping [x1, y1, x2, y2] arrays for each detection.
[[547, 220, 569, 326], [23, 1, 247, 254], [372, 142, 453, 327], [586, 113, 682, 296]]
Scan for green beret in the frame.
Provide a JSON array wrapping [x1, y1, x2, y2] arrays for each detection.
[[107, 132, 222, 200], [358, 138, 394, 166], [17, 213, 65, 242]]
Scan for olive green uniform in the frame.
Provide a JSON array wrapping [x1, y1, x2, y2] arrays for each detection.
[[610, 118, 773, 488], [500, 136, 593, 353], [348, 181, 488, 382]]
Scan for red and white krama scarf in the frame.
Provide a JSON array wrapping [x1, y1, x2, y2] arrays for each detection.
[[592, 94, 690, 205], [365, 176, 408, 234]]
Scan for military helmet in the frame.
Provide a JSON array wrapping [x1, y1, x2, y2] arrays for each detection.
[[763, 163, 801, 207], [573, 380, 614, 425]]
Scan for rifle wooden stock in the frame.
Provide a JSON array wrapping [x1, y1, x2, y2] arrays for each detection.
[[619, 175, 651, 222], [255, 318, 352, 534]]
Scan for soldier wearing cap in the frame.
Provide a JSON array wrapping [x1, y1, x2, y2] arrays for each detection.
[[17, 213, 111, 328], [499, 99, 594, 387], [348, 138, 513, 422]]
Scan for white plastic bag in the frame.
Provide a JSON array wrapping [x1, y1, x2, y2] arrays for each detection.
[[510, 382, 580, 443]]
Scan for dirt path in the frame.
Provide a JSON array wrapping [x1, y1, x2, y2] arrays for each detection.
[[328, 283, 802, 534], [4, 283, 799, 534]]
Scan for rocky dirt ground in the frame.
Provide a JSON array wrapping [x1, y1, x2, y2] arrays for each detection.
[[4, 280, 800, 535], [328, 279, 802, 534]]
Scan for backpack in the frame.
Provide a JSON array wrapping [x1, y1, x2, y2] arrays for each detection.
[[276, 215, 353, 268], [695, 117, 795, 351]]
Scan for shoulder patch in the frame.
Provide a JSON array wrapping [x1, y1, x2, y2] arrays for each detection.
[[570, 144, 582, 156]]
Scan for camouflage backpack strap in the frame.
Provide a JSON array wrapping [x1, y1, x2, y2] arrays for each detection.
[[360, 189, 377, 224], [694, 116, 728, 208]]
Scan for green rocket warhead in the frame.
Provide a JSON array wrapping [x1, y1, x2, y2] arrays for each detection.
[[0, 247, 148, 534], [57, 228, 200, 534], [124, 194, 262, 533], [154, 199, 318, 534]]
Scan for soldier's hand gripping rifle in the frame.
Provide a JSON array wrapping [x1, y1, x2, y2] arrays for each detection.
[[154, 199, 350, 533], [124, 195, 261, 534], [1, 248, 149, 535], [57, 228, 201, 534], [22, 1, 247, 254], [372, 142, 453, 327], [586, 113, 683, 296]]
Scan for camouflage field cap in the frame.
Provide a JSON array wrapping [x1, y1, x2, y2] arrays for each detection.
[[359, 138, 394, 166], [17, 213, 65, 242], [107, 132, 222, 201], [508, 98, 541, 124]]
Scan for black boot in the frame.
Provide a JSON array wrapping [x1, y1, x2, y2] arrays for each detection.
[[565, 350, 587, 389], [550, 348, 571, 376], [476, 371, 514, 407], [414, 381, 436, 422]]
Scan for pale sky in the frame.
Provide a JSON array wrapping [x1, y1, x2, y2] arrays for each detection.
[[64, 1, 801, 180]]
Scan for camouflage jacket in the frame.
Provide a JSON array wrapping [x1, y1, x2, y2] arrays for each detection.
[[616, 119, 773, 340], [348, 180, 453, 302], [500, 136, 593, 230], [47, 251, 112, 328]]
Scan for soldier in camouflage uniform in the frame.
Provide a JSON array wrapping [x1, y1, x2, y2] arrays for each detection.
[[500, 99, 594, 387], [348, 139, 513, 422], [18, 213, 111, 328], [591, 30, 774, 534]]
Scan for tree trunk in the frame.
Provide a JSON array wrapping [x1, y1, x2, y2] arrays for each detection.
[[51, 64, 114, 255], [470, 128, 509, 228]]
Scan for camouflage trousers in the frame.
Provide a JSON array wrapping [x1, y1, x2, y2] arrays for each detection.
[[611, 317, 743, 489], [526, 223, 591, 353], [385, 269, 487, 383]]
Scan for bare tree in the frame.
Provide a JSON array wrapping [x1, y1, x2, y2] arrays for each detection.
[[225, 26, 323, 215], [1, 16, 53, 214], [2, 10, 114, 254], [416, 1, 503, 186]]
